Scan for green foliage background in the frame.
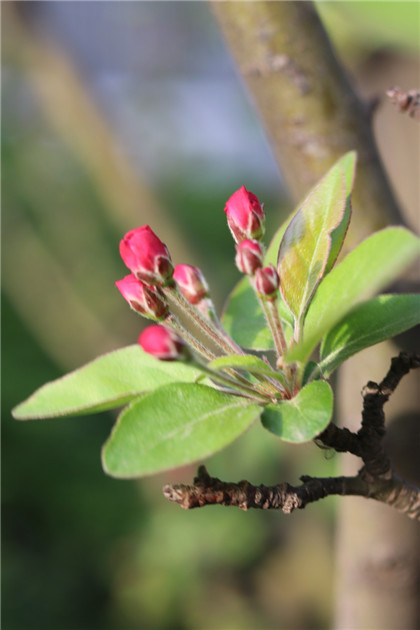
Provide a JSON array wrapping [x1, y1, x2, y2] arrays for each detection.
[[3, 3, 419, 629]]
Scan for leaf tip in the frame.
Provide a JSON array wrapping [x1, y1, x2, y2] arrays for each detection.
[[11, 402, 30, 421]]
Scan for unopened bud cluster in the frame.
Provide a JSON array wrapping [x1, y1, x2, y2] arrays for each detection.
[[116, 222, 218, 361], [115, 185, 287, 399]]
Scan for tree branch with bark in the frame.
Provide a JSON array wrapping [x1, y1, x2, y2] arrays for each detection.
[[164, 353, 420, 520]]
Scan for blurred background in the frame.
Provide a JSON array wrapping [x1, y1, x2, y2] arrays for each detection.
[[2, 2, 419, 629]]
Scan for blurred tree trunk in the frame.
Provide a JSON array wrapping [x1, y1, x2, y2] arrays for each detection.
[[3, 3, 195, 367], [211, 2, 420, 629]]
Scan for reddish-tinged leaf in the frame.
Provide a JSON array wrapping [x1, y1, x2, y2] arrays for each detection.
[[278, 153, 356, 338]]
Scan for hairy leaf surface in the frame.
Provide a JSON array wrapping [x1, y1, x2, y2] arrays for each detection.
[[287, 227, 420, 364], [261, 381, 333, 442], [102, 383, 261, 478], [319, 294, 420, 377], [12, 345, 204, 419]]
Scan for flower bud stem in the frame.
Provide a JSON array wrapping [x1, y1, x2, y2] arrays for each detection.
[[164, 314, 217, 362], [194, 361, 273, 405], [164, 286, 283, 399], [259, 297, 287, 357], [258, 296, 294, 393], [166, 315, 279, 399], [163, 284, 244, 357], [208, 310, 246, 355]]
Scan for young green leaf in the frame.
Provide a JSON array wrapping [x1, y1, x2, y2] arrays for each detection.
[[222, 277, 294, 351], [278, 153, 355, 335], [286, 227, 420, 364], [102, 383, 261, 478], [319, 294, 420, 377], [208, 354, 285, 385], [12, 345, 205, 420], [266, 154, 355, 270], [208, 354, 274, 374], [324, 151, 356, 274], [222, 276, 275, 350], [261, 380, 333, 442]]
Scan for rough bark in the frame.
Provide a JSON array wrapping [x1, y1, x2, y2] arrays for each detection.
[[165, 353, 420, 520], [211, 1, 402, 246]]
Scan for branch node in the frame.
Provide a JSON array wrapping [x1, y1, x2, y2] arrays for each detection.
[[163, 354, 420, 519]]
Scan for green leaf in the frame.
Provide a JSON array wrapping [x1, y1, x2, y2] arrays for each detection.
[[222, 277, 274, 350], [302, 361, 321, 385], [265, 217, 293, 265], [278, 153, 355, 329], [208, 353, 286, 386], [261, 380, 333, 442], [319, 294, 420, 377], [287, 227, 420, 363], [222, 276, 294, 351], [102, 383, 261, 478], [12, 345, 205, 420], [325, 151, 356, 273], [209, 354, 277, 375]]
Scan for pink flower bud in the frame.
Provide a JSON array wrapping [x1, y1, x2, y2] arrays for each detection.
[[173, 264, 210, 305], [254, 264, 279, 300], [138, 325, 188, 361], [115, 274, 169, 320], [119, 225, 174, 286], [235, 239, 264, 276], [224, 186, 265, 244]]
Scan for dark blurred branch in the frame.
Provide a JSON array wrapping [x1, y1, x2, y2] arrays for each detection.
[[319, 353, 420, 477], [164, 354, 420, 520], [211, 1, 403, 246]]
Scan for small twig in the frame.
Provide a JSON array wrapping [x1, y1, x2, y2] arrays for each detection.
[[358, 352, 420, 478], [163, 353, 420, 519], [163, 465, 366, 513], [386, 86, 420, 121], [316, 423, 361, 456]]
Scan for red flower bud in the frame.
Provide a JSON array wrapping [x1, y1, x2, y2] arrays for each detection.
[[119, 225, 174, 286], [115, 274, 169, 320], [138, 325, 188, 361], [254, 264, 279, 299], [173, 264, 210, 305], [224, 186, 265, 244], [235, 239, 264, 275]]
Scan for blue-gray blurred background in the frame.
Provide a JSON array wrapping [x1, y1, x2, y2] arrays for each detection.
[[2, 2, 419, 629]]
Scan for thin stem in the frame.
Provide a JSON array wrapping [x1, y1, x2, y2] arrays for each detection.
[[165, 316, 278, 401], [257, 294, 286, 364], [165, 284, 285, 398], [195, 362, 271, 404], [257, 295, 294, 393], [164, 314, 217, 362], [267, 298, 288, 356], [163, 284, 240, 356], [208, 309, 246, 356]]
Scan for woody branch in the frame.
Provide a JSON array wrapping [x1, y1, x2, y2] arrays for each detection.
[[163, 353, 420, 520]]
